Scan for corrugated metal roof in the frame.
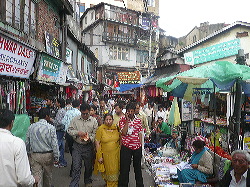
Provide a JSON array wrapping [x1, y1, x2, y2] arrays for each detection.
[[177, 21, 250, 54]]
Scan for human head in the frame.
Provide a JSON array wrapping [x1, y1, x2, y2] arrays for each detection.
[[157, 117, 163, 124], [126, 102, 136, 119], [80, 103, 91, 120], [66, 98, 73, 105], [72, 99, 81, 108], [114, 103, 123, 115], [205, 133, 211, 140], [38, 108, 50, 121], [171, 129, 179, 139], [158, 106, 163, 111], [104, 113, 113, 126], [0, 109, 15, 130], [231, 150, 250, 176], [100, 99, 106, 109], [92, 98, 98, 106], [192, 140, 205, 153], [90, 104, 97, 116], [56, 98, 65, 108], [46, 97, 53, 107], [135, 103, 140, 115]]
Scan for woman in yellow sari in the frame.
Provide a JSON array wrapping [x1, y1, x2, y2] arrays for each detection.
[[94, 113, 120, 187]]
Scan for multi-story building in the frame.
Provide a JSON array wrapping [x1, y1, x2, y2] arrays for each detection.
[[80, 2, 159, 88]]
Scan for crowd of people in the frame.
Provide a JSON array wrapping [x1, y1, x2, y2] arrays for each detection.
[[0, 97, 249, 187]]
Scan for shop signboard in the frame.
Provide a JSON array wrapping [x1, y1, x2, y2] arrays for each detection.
[[45, 31, 61, 59], [66, 48, 73, 64], [37, 53, 67, 84], [117, 71, 141, 84], [0, 34, 36, 78], [184, 39, 241, 65]]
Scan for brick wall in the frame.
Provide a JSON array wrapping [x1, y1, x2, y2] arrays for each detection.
[[36, 0, 61, 51]]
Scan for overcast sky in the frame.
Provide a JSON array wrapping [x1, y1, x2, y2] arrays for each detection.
[[159, 0, 250, 38]]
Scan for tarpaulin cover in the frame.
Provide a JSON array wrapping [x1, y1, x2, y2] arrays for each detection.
[[11, 114, 30, 141], [156, 61, 250, 98], [117, 84, 142, 92]]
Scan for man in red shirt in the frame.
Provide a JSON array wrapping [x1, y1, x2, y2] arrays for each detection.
[[118, 102, 144, 187]]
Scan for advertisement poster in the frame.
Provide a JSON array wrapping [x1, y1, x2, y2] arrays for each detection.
[[117, 71, 141, 84], [0, 35, 36, 78], [181, 99, 193, 121]]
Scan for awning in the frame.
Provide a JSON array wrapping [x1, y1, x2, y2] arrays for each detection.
[[144, 71, 179, 86]]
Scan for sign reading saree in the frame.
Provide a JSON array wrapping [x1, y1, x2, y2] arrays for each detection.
[[0, 35, 36, 78], [184, 39, 241, 65], [117, 71, 141, 84], [37, 53, 67, 84]]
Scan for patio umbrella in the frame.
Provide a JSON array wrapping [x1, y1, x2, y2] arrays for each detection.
[[156, 61, 250, 100]]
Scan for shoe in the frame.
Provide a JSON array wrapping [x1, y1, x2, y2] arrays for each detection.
[[54, 163, 60, 168], [85, 183, 93, 187], [59, 163, 67, 168]]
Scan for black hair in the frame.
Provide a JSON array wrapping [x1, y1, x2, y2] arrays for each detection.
[[66, 98, 73, 105], [192, 140, 205, 149], [126, 102, 136, 110], [57, 98, 65, 108], [104, 113, 113, 120], [114, 103, 123, 109], [0, 109, 15, 128], [38, 108, 50, 119], [90, 104, 97, 111], [93, 98, 98, 102], [205, 133, 211, 139], [158, 117, 163, 120], [72, 100, 81, 108], [80, 102, 91, 111]]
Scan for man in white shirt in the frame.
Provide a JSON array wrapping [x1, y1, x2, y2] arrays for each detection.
[[219, 149, 250, 187], [155, 106, 167, 122], [0, 109, 38, 187]]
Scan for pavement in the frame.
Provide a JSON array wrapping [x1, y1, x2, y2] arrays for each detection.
[[52, 152, 156, 187]]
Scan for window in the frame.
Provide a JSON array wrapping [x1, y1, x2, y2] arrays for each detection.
[[109, 46, 129, 60], [91, 11, 94, 20], [147, 0, 155, 7], [79, 3, 85, 13], [3, 0, 36, 38], [193, 35, 197, 43]]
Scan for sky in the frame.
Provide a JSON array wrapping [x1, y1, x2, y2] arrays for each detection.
[[159, 0, 250, 38]]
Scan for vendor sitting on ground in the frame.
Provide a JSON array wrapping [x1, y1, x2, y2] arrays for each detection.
[[165, 130, 181, 151], [177, 140, 213, 184], [150, 117, 171, 145]]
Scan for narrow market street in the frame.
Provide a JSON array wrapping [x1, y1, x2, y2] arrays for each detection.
[[52, 152, 155, 187]]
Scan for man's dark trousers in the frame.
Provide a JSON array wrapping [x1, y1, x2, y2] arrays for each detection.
[[118, 145, 144, 187], [69, 141, 94, 186]]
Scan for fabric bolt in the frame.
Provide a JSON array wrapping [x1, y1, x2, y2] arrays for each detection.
[[69, 142, 94, 186], [119, 116, 143, 150], [0, 129, 35, 187], [62, 108, 81, 131], [67, 115, 98, 144], [26, 119, 59, 161], [29, 152, 54, 187], [118, 145, 144, 187], [94, 124, 120, 185]]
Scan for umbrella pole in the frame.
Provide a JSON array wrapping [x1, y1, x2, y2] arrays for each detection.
[[212, 83, 216, 175]]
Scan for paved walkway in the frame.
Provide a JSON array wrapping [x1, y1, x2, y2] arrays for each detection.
[[52, 152, 156, 187]]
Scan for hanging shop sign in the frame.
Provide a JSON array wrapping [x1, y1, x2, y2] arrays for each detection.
[[66, 48, 73, 64], [0, 34, 36, 78], [37, 53, 67, 84], [117, 71, 141, 84], [45, 31, 61, 59], [184, 39, 241, 65]]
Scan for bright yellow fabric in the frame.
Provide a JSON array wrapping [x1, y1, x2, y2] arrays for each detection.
[[94, 124, 120, 184]]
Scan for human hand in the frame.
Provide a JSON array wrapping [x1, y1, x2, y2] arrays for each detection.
[[78, 131, 86, 137], [191, 164, 198, 169], [34, 176, 40, 184], [98, 157, 104, 164]]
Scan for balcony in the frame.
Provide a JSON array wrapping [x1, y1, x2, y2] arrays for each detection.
[[102, 32, 137, 46]]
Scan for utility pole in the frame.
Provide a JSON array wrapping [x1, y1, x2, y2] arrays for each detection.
[[231, 49, 246, 151]]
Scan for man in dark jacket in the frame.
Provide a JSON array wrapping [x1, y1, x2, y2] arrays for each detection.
[[219, 149, 250, 187]]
